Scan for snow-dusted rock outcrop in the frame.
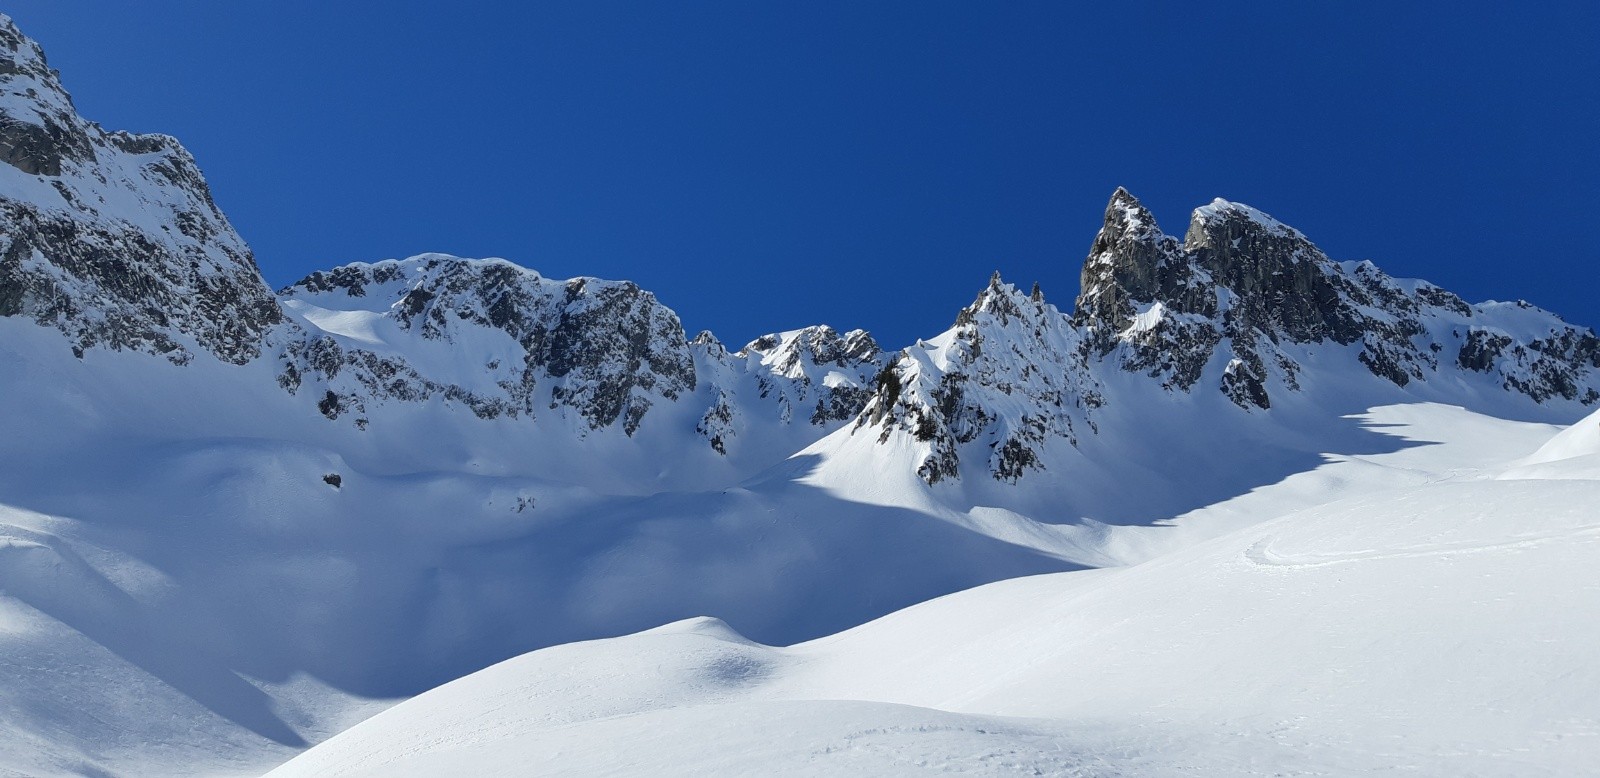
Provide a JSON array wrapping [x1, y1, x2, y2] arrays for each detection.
[[855, 189, 1600, 484], [737, 325, 882, 425], [280, 255, 697, 434], [278, 256, 884, 452], [858, 274, 1099, 484], [1075, 187, 1600, 410], [682, 325, 882, 456], [0, 15, 281, 365]]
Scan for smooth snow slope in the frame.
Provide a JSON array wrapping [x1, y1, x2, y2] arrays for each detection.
[[270, 403, 1600, 776]]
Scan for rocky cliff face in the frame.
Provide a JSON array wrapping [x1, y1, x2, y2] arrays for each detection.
[[859, 275, 1100, 484], [857, 189, 1600, 485], [0, 15, 281, 365], [281, 256, 698, 435], [0, 11, 1593, 488], [1072, 189, 1600, 410]]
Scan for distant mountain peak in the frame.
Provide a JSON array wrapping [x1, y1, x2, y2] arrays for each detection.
[[0, 12, 1594, 494], [846, 188, 1600, 485]]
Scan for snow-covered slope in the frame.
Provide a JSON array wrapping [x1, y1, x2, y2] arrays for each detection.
[[1, 12, 1599, 776], [269, 404, 1600, 776]]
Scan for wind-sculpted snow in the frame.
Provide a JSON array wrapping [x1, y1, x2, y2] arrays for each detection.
[[270, 410, 1600, 776]]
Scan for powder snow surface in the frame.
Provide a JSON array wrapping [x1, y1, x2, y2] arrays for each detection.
[[268, 403, 1600, 777]]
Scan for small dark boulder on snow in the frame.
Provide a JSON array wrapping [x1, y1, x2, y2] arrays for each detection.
[[322, 473, 342, 489]]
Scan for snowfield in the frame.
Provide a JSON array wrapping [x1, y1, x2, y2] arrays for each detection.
[[267, 403, 1600, 777], [3, 11, 1600, 775]]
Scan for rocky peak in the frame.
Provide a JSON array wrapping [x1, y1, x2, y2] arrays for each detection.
[[862, 275, 1098, 484], [1072, 188, 1202, 333], [0, 14, 282, 364], [283, 255, 696, 434], [0, 15, 60, 85], [689, 329, 726, 356], [1065, 188, 1600, 410], [0, 14, 87, 177], [729, 324, 884, 429], [742, 325, 880, 379], [1182, 198, 1365, 345]]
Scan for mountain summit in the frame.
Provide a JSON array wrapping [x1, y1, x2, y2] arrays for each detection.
[[0, 6, 1594, 483], [847, 188, 1600, 486], [0, 14, 282, 365], [0, 14, 1598, 775]]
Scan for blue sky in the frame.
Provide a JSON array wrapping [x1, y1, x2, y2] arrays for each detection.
[[8, 2, 1597, 347]]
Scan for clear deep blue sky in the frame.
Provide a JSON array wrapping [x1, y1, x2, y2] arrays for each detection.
[[8, 2, 1597, 347]]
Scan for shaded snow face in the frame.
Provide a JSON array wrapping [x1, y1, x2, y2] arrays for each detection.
[[266, 407, 1600, 778], [2, 11, 1600, 776]]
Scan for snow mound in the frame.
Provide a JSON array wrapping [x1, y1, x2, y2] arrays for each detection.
[[1524, 406, 1600, 464], [269, 418, 1600, 775], [1500, 406, 1600, 480]]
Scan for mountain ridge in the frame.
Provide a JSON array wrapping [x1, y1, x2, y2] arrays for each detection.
[[1, 13, 1599, 775], [0, 2, 1592, 478]]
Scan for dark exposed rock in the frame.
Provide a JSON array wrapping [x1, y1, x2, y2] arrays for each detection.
[[1073, 187, 1209, 334], [535, 278, 694, 431], [697, 391, 735, 455], [859, 188, 1600, 484], [0, 15, 282, 365], [1071, 189, 1600, 410], [317, 390, 344, 420], [862, 276, 1093, 484], [1220, 353, 1272, 410], [738, 325, 884, 427], [284, 257, 697, 433]]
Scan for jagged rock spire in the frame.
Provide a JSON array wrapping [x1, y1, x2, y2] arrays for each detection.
[[1071, 188, 1196, 332]]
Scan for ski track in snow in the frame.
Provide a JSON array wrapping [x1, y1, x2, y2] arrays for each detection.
[[0, 11, 1598, 772], [1245, 523, 1600, 570], [266, 406, 1600, 777]]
